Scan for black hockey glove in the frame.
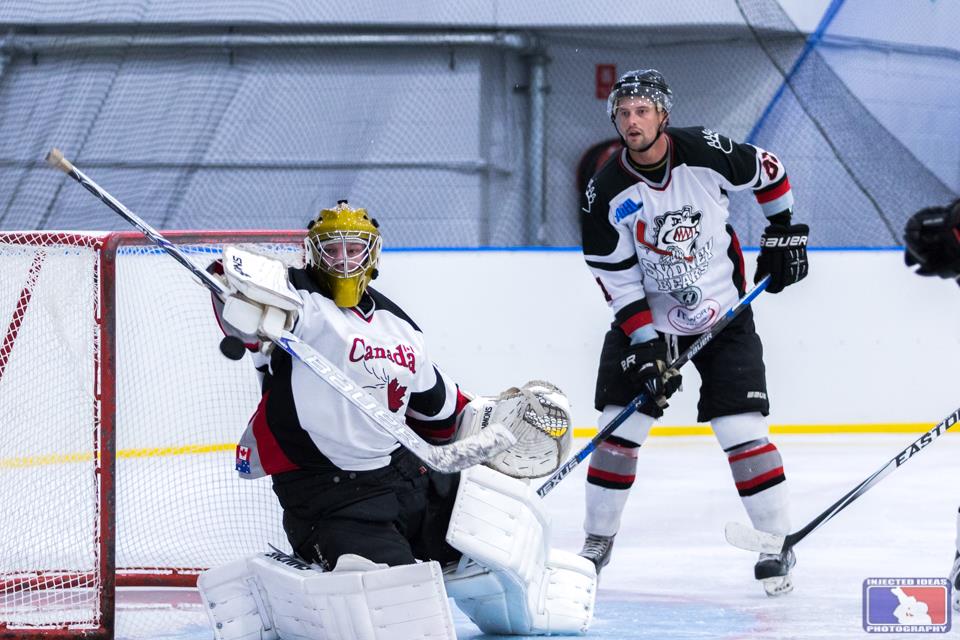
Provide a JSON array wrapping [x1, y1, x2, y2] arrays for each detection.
[[904, 200, 960, 282], [620, 339, 682, 419], [755, 223, 809, 294]]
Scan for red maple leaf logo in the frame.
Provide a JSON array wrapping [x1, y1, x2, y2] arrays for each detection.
[[387, 378, 407, 412]]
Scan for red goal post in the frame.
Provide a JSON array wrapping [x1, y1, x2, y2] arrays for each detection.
[[0, 230, 304, 637]]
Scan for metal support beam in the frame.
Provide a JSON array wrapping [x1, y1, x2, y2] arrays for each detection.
[[526, 48, 549, 244], [0, 30, 537, 54]]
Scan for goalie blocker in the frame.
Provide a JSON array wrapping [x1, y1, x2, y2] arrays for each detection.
[[198, 465, 597, 640]]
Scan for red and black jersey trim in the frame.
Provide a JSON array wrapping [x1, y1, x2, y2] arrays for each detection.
[[586, 467, 635, 490], [407, 386, 470, 444], [754, 175, 790, 204], [735, 470, 786, 497], [725, 439, 786, 497], [585, 436, 641, 489], [585, 254, 639, 271], [405, 368, 465, 443], [617, 141, 674, 191], [251, 390, 298, 474], [366, 287, 423, 333], [614, 299, 653, 335], [258, 348, 335, 472], [725, 225, 746, 297]]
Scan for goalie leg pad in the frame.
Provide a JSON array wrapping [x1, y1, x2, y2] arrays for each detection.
[[540, 549, 599, 634], [249, 551, 456, 640], [445, 465, 596, 635], [197, 557, 278, 640]]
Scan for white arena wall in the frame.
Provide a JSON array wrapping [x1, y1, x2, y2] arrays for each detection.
[[375, 248, 960, 435]]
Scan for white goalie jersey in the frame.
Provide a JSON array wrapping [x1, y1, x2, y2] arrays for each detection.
[[215, 264, 468, 474]]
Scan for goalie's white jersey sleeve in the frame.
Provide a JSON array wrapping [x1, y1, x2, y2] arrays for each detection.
[[229, 267, 467, 473]]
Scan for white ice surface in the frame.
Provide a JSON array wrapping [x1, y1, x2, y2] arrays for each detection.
[[113, 432, 960, 639]]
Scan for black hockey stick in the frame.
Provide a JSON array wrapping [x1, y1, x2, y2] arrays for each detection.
[[46, 148, 518, 473], [536, 276, 770, 498], [725, 406, 960, 554]]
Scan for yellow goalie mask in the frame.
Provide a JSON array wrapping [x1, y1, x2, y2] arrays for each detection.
[[305, 200, 382, 308]]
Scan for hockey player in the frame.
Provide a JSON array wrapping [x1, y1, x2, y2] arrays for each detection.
[[578, 69, 808, 596], [902, 198, 960, 611], [196, 201, 596, 639]]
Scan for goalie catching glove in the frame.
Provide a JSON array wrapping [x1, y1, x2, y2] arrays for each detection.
[[211, 246, 302, 352], [457, 381, 573, 478]]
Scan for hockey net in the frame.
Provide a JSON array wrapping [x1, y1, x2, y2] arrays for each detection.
[[0, 231, 304, 637]]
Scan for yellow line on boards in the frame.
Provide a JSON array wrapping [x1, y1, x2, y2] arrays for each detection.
[[0, 443, 234, 469], [3, 424, 950, 468], [572, 423, 950, 438]]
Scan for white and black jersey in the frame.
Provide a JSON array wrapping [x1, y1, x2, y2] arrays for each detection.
[[239, 268, 466, 473], [580, 126, 794, 337]]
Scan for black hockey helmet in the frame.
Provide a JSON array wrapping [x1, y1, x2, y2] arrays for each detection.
[[607, 69, 674, 122]]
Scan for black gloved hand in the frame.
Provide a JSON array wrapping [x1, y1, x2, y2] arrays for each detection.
[[619, 339, 682, 418], [904, 200, 960, 281], [755, 223, 809, 294]]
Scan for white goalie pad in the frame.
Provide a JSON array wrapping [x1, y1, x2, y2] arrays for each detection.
[[197, 557, 278, 640], [444, 465, 596, 635], [219, 246, 303, 341], [457, 380, 573, 478], [244, 550, 456, 640]]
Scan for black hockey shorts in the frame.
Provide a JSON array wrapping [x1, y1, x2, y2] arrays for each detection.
[[271, 447, 462, 569], [594, 307, 770, 422]]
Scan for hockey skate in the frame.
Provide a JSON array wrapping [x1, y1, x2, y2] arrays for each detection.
[[754, 548, 796, 597], [948, 552, 960, 611], [579, 533, 615, 575]]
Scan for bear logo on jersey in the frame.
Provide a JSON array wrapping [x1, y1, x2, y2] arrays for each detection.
[[653, 205, 703, 261], [637, 205, 714, 295]]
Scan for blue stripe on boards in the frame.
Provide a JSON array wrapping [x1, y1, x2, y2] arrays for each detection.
[[125, 244, 906, 254], [386, 245, 581, 253], [386, 246, 904, 253]]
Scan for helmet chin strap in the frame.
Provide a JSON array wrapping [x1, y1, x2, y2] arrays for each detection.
[[634, 129, 662, 154]]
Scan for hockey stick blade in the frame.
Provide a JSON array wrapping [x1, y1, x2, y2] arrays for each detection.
[[47, 147, 517, 474], [536, 277, 769, 498], [723, 405, 960, 555], [724, 522, 785, 554]]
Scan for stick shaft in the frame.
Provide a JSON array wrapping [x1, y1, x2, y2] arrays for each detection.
[[783, 406, 960, 550], [46, 148, 516, 473], [46, 149, 227, 297], [536, 277, 770, 498], [725, 406, 960, 554]]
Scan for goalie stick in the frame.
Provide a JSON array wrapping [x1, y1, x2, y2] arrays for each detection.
[[536, 276, 770, 498], [725, 406, 960, 554], [46, 148, 517, 474]]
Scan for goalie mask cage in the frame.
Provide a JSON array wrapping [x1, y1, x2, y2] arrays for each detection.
[[0, 230, 304, 638]]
